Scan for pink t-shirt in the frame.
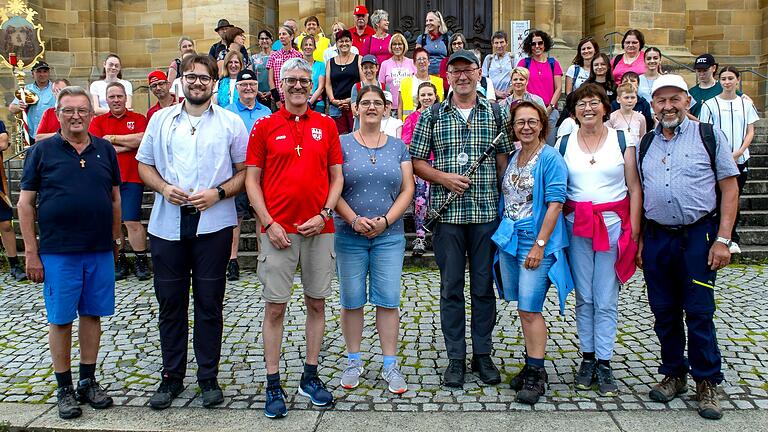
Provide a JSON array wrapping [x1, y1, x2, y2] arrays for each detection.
[[612, 52, 646, 83], [367, 34, 393, 65], [378, 57, 416, 111], [517, 57, 563, 106], [401, 110, 421, 144]]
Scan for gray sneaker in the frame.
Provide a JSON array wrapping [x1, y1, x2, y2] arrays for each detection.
[[76, 378, 113, 409], [340, 359, 364, 389], [412, 238, 427, 256], [382, 366, 407, 394]]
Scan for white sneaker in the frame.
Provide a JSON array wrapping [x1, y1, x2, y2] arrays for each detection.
[[382, 365, 407, 394], [729, 242, 742, 254], [340, 359, 364, 389]]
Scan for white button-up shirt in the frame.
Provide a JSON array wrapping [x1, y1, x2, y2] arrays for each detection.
[[136, 102, 248, 240]]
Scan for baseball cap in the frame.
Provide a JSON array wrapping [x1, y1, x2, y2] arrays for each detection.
[[361, 54, 378, 65], [447, 50, 479, 67], [147, 70, 168, 85], [353, 5, 368, 15], [694, 54, 716, 69], [236, 70, 257, 82], [31, 61, 50, 71], [215, 19, 233, 32], [650, 74, 689, 96], [383, 90, 393, 103]]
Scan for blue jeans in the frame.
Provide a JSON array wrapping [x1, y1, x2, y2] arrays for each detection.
[[498, 228, 554, 313], [335, 233, 406, 309], [567, 220, 621, 360]]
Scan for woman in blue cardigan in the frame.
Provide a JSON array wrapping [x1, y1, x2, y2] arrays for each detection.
[[492, 101, 573, 406]]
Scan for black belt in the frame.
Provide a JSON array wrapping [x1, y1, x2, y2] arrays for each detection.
[[180, 204, 199, 215], [645, 210, 717, 234]]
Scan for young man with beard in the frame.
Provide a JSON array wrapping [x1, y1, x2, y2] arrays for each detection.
[[246, 58, 343, 418], [637, 74, 739, 420], [136, 54, 248, 410], [146, 71, 177, 121]]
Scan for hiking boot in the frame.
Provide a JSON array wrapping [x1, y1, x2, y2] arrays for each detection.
[[442, 359, 465, 388], [226, 259, 240, 281], [298, 374, 333, 406], [149, 378, 184, 410], [134, 255, 152, 281], [9, 263, 27, 281], [471, 354, 501, 385], [696, 380, 723, 420], [382, 365, 408, 394], [574, 359, 597, 390], [648, 375, 688, 403], [411, 238, 427, 256], [57, 386, 82, 419], [264, 385, 288, 419], [509, 364, 529, 391], [76, 378, 113, 409], [595, 364, 619, 396], [515, 365, 547, 405], [340, 358, 364, 389], [115, 253, 129, 281], [200, 378, 224, 407]]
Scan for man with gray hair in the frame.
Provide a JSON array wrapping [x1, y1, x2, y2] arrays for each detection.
[[18, 86, 121, 419], [246, 57, 343, 418]]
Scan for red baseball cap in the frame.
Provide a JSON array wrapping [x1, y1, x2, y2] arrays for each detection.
[[147, 70, 168, 85], [353, 5, 368, 15]]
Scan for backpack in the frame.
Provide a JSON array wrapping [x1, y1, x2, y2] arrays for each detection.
[[429, 99, 504, 137], [612, 54, 623, 69], [558, 129, 627, 157], [524, 56, 556, 89], [419, 32, 450, 53]]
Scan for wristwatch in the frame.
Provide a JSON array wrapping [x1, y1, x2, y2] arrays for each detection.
[[536, 239, 546, 247], [715, 237, 732, 247], [113, 238, 122, 247], [320, 207, 334, 221], [216, 186, 226, 200]]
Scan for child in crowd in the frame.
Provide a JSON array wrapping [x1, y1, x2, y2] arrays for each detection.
[[608, 82, 646, 144], [612, 71, 654, 132]]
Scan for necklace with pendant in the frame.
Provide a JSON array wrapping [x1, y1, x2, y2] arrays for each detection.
[[358, 131, 383, 164], [619, 111, 633, 133], [184, 109, 203, 135], [579, 127, 605, 165]]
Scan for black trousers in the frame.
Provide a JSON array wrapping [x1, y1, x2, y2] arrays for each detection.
[[733, 161, 748, 243], [432, 221, 498, 359], [149, 225, 233, 381]]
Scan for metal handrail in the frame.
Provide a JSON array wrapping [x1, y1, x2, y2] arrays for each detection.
[[3, 147, 28, 203], [660, 53, 695, 73], [603, 31, 622, 58], [739, 69, 767, 113]]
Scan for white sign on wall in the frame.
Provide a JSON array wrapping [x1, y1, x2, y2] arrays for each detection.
[[511, 20, 531, 66]]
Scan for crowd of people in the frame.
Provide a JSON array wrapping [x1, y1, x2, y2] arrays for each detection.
[[0, 4, 761, 423]]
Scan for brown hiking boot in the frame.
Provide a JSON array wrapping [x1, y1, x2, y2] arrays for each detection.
[[648, 375, 688, 402], [696, 380, 723, 420]]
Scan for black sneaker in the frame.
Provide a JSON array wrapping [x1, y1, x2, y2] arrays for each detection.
[[134, 255, 152, 281], [149, 378, 184, 410], [471, 354, 501, 385], [226, 259, 240, 281], [200, 378, 224, 407], [115, 253, 129, 281], [57, 386, 82, 419], [442, 359, 466, 388], [515, 365, 547, 405], [509, 364, 529, 391], [595, 364, 619, 396], [9, 263, 27, 281], [76, 378, 113, 409], [574, 359, 597, 390]]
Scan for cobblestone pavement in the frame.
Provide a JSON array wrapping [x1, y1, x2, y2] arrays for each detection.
[[1, 266, 766, 413]]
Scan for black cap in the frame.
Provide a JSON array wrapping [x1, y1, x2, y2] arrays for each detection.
[[447, 50, 479, 67], [31, 61, 50, 71], [694, 54, 716, 69], [361, 54, 378, 65], [236, 70, 257, 82], [215, 19, 233, 32]]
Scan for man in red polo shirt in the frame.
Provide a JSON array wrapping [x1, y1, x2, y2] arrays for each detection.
[[350, 5, 375, 55], [146, 71, 177, 121], [34, 79, 70, 141], [89, 82, 150, 281], [245, 57, 343, 419]]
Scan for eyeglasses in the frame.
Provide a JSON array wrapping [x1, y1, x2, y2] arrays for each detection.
[[149, 81, 168, 89], [59, 107, 91, 117], [259, 37, 272, 41], [448, 67, 479, 77], [531, 41, 545, 46], [415, 57, 429, 63], [237, 82, 258, 88], [513, 119, 540, 128], [575, 100, 602, 110], [282, 77, 312, 87], [183, 73, 213, 85], [358, 100, 385, 108]]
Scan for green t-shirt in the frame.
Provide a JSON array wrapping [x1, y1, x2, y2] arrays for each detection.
[[689, 81, 741, 117]]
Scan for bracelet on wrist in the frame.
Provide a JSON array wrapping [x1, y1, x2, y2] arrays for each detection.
[[351, 215, 361, 230], [264, 221, 274, 231], [382, 215, 390, 228]]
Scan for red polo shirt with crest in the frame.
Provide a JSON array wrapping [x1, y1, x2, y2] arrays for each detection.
[[89, 110, 148, 184], [246, 107, 343, 234]]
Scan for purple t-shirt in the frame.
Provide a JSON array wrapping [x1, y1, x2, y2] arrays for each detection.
[[517, 57, 563, 106], [378, 57, 416, 110], [367, 34, 393, 65]]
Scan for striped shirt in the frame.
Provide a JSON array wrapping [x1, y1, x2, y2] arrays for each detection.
[[265, 48, 302, 102]]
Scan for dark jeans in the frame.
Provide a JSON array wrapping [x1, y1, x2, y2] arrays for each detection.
[[733, 161, 748, 243], [149, 225, 233, 381], [642, 216, 723, 384], [432, 221, 498, 359]]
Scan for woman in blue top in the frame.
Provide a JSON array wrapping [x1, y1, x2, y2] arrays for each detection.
[[492, 101, 572, 406], [333, 85, 414, 395], [300, 35, 326, 113], [415, 10, 450, 75], [215, 50, 243, 106]]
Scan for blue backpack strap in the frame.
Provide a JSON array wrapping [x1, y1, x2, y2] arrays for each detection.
[[558, 133, 570, 156], [524, 57, 531, 69], [637, 131, 656, 182], [616, 129, 626, 155]]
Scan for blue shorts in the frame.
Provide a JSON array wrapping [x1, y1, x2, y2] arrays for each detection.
[[0, 199, 11, 222], [234, 191, 252, 220], [120, 182, 144, 222], [335, 233, 406, 309], [498, 228, 554, 313], [40, 251, 115, 325]]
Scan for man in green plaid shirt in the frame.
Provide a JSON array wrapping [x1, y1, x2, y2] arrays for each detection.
[[410, 50, 513, 388]]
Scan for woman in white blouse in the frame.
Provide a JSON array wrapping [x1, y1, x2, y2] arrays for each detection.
[[90, 54, 133, 115]]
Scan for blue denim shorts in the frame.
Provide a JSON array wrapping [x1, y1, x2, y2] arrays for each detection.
[[40, 251, 116, 325], [335, 233, 406, 309], [498, 229, 554, 312]]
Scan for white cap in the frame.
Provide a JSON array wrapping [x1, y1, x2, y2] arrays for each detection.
[[383, 90, 393, 103], [651, 74, 689, 97]]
